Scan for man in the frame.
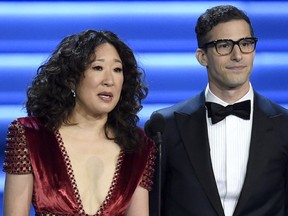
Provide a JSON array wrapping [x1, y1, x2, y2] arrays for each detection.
[[148, 5, 288, 216]]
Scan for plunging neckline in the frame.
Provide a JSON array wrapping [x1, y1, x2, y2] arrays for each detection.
[[55, 130, 125, 216]]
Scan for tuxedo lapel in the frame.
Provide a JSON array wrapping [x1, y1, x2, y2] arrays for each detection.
[[174, 105, 225, 216], [233, 94, 276, 216]]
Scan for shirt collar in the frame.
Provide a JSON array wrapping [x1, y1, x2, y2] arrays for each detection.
[[205, 83, 254, 107]]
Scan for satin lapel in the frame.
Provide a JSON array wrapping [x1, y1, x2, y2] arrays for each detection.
[[175, 107, 225, 216], [233, 104, 274, 216]]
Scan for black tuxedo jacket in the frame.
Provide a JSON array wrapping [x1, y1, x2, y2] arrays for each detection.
[[149, 91, 288, 216]]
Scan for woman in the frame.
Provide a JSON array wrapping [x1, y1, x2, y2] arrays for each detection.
[[3, 30, 156, 216]]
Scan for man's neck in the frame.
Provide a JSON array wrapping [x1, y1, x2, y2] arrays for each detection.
[[208, 82, 251, 104]]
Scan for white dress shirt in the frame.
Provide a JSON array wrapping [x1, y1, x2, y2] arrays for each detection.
[[205, 84, 254, 216]]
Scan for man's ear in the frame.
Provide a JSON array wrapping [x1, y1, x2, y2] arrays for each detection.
[[196, 48, 208, 67]]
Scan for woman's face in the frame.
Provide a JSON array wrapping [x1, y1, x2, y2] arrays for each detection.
[[74, 43, 124, 119]]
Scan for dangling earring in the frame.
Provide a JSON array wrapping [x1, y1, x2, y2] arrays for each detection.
[[71, 89, 76, 97]]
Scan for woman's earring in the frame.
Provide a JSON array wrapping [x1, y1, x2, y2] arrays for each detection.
[[71, 89, 76, 97]]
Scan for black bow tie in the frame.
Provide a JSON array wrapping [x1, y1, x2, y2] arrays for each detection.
[[205, 100, 251, 124]]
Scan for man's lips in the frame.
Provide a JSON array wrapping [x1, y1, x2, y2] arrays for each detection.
[[227, 65, 246, 70]]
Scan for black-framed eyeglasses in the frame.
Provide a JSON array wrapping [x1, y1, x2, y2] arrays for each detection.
[[201, 37, 258, 56]]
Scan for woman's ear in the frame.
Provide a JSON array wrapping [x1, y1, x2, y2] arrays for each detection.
[[196, 48, 208, 67], [66, 80, 76, 90]]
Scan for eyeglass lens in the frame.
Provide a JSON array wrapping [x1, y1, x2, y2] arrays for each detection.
[[215, 38, 256, 55]]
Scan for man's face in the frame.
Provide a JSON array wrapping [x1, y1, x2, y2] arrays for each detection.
[[197, 20, 255, 94]]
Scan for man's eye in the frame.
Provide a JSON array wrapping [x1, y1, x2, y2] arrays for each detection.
[[217, 42, 231, 49], [241, 41, 252, 47]]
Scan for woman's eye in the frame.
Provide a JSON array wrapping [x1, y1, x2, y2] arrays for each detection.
[[92, 66, 103, 71], [114, 67, 123, 73]]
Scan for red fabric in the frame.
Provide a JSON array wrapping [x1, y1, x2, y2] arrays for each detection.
[[3, 116, 156, 216]]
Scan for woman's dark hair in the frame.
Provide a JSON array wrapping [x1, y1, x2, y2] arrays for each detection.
[[195, 5, 254, 47], [26, 30, 148, 152]]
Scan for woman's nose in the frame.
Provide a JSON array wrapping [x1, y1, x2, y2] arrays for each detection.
[[102, 71, 114, 86]]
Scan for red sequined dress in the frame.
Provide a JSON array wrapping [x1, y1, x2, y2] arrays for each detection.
[[3, 116, 156, 216]]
